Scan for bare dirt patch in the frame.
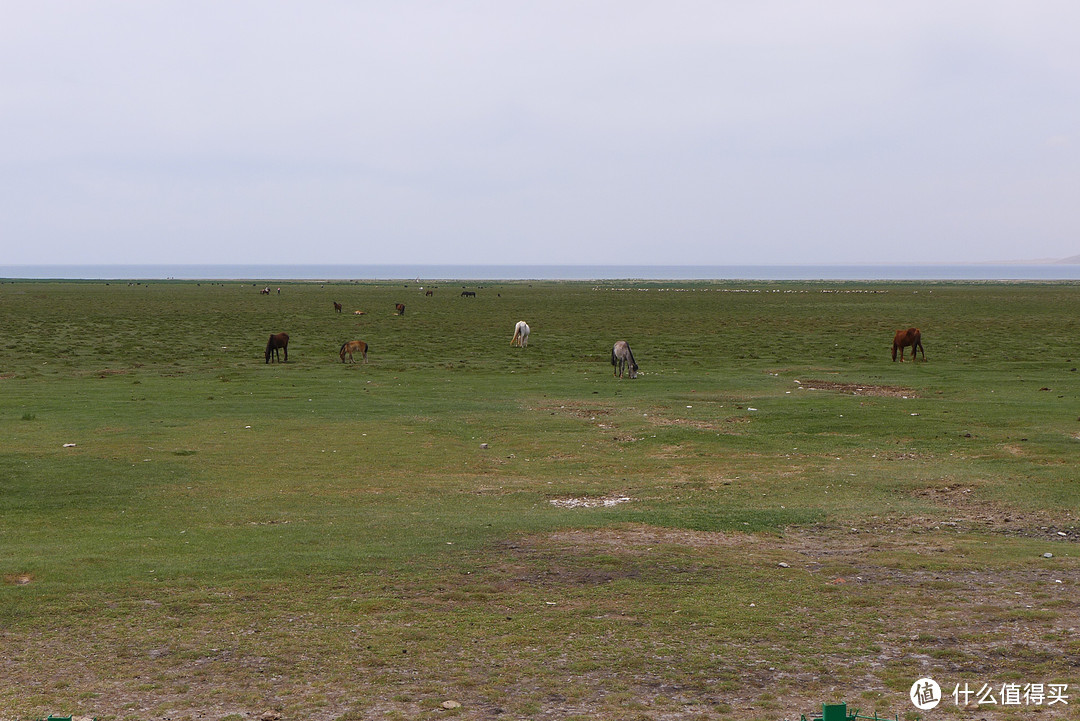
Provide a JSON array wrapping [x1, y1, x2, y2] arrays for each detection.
[[911, 483, 1080, 541], [549, 525, 768, 552], [3, 573, 33, 585], [535, 401, 615, 419], [517, 523, 1080, 718], [797, 380, 918, 398], [647, 415, 751, 432]]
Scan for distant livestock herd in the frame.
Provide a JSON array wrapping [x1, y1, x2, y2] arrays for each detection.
[[263, 293, 925, 375]]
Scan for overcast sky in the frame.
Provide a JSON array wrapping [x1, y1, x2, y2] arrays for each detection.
[[2, 2, 1078, 266]]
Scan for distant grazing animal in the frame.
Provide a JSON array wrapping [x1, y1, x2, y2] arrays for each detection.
[[395, 303, 406, 315], [354, 310, 365, 315], [611, 340, 639, 379], [333, 301, 342, 313], [461, 291, 476, 298], [265, 332, 289, 363], [892, 327, 925, 362], [259, 287, 270, 295], [425, 289, 433, 297], [511, 321, 530, 348], [339, 340, 369, 364]]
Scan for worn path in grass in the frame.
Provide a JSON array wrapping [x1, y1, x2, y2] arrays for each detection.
[[1, 280, 1079, 720]]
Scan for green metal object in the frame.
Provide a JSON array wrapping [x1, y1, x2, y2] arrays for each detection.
[[800, 702, 904, 721], [822, 703, 848, 721]]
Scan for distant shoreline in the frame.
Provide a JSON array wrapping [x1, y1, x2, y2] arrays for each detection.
[[4, 263, 1080, 282]]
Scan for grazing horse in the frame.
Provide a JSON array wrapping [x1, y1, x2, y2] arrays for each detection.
[[395, 303, 406, 315], [461, 290, 476, 298], [333, 301, 342, 313], [511, 321, 530, 347], [265, 332, 289, 363], [611, 340, 639, 378], [892, 327, 925, 362], [339, 340, 369, 364], [259, 287, 270, 295], [425, 289, 433, 297]]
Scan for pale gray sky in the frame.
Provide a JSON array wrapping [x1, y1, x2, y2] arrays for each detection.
[[2, 2, 1078, 266]]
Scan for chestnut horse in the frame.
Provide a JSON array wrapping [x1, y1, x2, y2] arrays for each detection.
[[892, 327, 924, 362], [265, 332, 289, 363], [339, 340, 369, 364], [333, 301, 342, 313], [395, 303, 406, 315]]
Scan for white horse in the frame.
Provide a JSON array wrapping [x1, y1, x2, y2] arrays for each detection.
[[511, 321, 530, 347], [611, 340, 638, 378]]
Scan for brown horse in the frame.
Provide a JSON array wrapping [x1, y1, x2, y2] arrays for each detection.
[[395, 303, 406, 315], [425, 290, 433, 297], [892, 327, 924, 362], [339, 340, 369, 364], [265, 332, 289, 363], [333, 301, 342, 313]]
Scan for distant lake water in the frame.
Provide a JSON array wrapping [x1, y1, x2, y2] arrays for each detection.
[[4, 264, 1080, 281]]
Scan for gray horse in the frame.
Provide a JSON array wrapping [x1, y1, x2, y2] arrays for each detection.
[[611, 340, 638, 379]]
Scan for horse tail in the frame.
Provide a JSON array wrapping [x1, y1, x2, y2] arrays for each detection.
[[611, 347, 617, 366]]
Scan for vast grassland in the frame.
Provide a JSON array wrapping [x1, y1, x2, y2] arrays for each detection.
[[2, 279, 1079, 720]]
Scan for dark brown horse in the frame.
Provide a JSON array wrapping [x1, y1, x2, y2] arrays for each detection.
[[892, 327, 924, 362], [339, 340, 369, 364], [395, 303, 406, 315], [460, 290, 476, 298], [425, 290, 433, 297], [265, 332, 289, 363], [333, 301, 342, 313]]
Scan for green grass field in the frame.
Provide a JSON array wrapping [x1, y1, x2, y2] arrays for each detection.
[[2, 279, 1079, 720]]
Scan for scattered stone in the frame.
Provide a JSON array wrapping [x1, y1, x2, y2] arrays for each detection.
[[479, 443, 489, 449], [62, 443, 77, 448], [1043, 553, 1054, 558], [778, 562, 790, 568], [441, 700, 462, 709], [259, 712, 282, 721]]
